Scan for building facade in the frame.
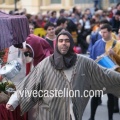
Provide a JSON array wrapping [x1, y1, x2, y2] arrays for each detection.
[[0, 0, 118, 14]]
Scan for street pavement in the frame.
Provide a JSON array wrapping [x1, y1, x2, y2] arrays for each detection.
[[82, 95, 120, 120]]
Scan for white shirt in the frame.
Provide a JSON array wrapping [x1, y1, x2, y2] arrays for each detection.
[[64, 67, 76, 120]]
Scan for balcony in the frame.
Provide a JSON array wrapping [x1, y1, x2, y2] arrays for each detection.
[[0, 0, 21, 13]]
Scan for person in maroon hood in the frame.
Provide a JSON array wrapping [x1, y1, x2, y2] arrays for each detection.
[[24, 34, 53, 75], [14, 34, 53, 120]]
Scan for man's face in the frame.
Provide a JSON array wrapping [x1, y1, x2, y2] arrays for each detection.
[[23, 46, 33, 57], [101, 28, 111, 41], [57, 35, 70, 55], [47, 26, 55, 36]]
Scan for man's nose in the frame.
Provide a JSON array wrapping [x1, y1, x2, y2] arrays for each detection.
[[62, 41, 66, 44]]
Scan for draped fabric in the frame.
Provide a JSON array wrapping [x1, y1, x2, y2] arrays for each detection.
[[26, 63, 31, 75], [0, 104, 27, 120], [0, 11, 30, 50]]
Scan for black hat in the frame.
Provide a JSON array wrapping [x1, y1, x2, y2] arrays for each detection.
[[13, 43, 23, 49]]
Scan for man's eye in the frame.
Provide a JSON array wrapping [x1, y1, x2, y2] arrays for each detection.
[[66, 40, 69, 42], [58, 40, 62, 42]]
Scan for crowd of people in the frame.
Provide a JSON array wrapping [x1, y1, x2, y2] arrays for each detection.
[[0, 2, 120, 120], [9, 2, 120, 54]]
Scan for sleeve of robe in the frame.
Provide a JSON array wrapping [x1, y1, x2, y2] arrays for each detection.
[[16, 62, 44, 116], [7, 92, 19, 109], [88, 59, 120, 97]]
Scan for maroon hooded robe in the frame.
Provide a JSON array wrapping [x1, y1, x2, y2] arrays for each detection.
[[26, 34, 53, 75]]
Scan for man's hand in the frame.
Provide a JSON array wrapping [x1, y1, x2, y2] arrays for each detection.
[[108, 49, 115, 56], [6, 104, 14, 111]]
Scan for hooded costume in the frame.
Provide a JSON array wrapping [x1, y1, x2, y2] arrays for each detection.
[[50, 31, 77, 70], [26, 34, 53, 66], [25, 34, 53, 75]]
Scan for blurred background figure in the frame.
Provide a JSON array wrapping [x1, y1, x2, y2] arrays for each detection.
[[118, 27, 120, 40], [44, 22, 56, 49], [49, 11, 57, 26], [29, 23, 34, 34]]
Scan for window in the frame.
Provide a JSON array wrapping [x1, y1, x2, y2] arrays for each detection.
[[74, 0, 92, 4], [110, 0, 118, 3], [51, 0, 61, 4]]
